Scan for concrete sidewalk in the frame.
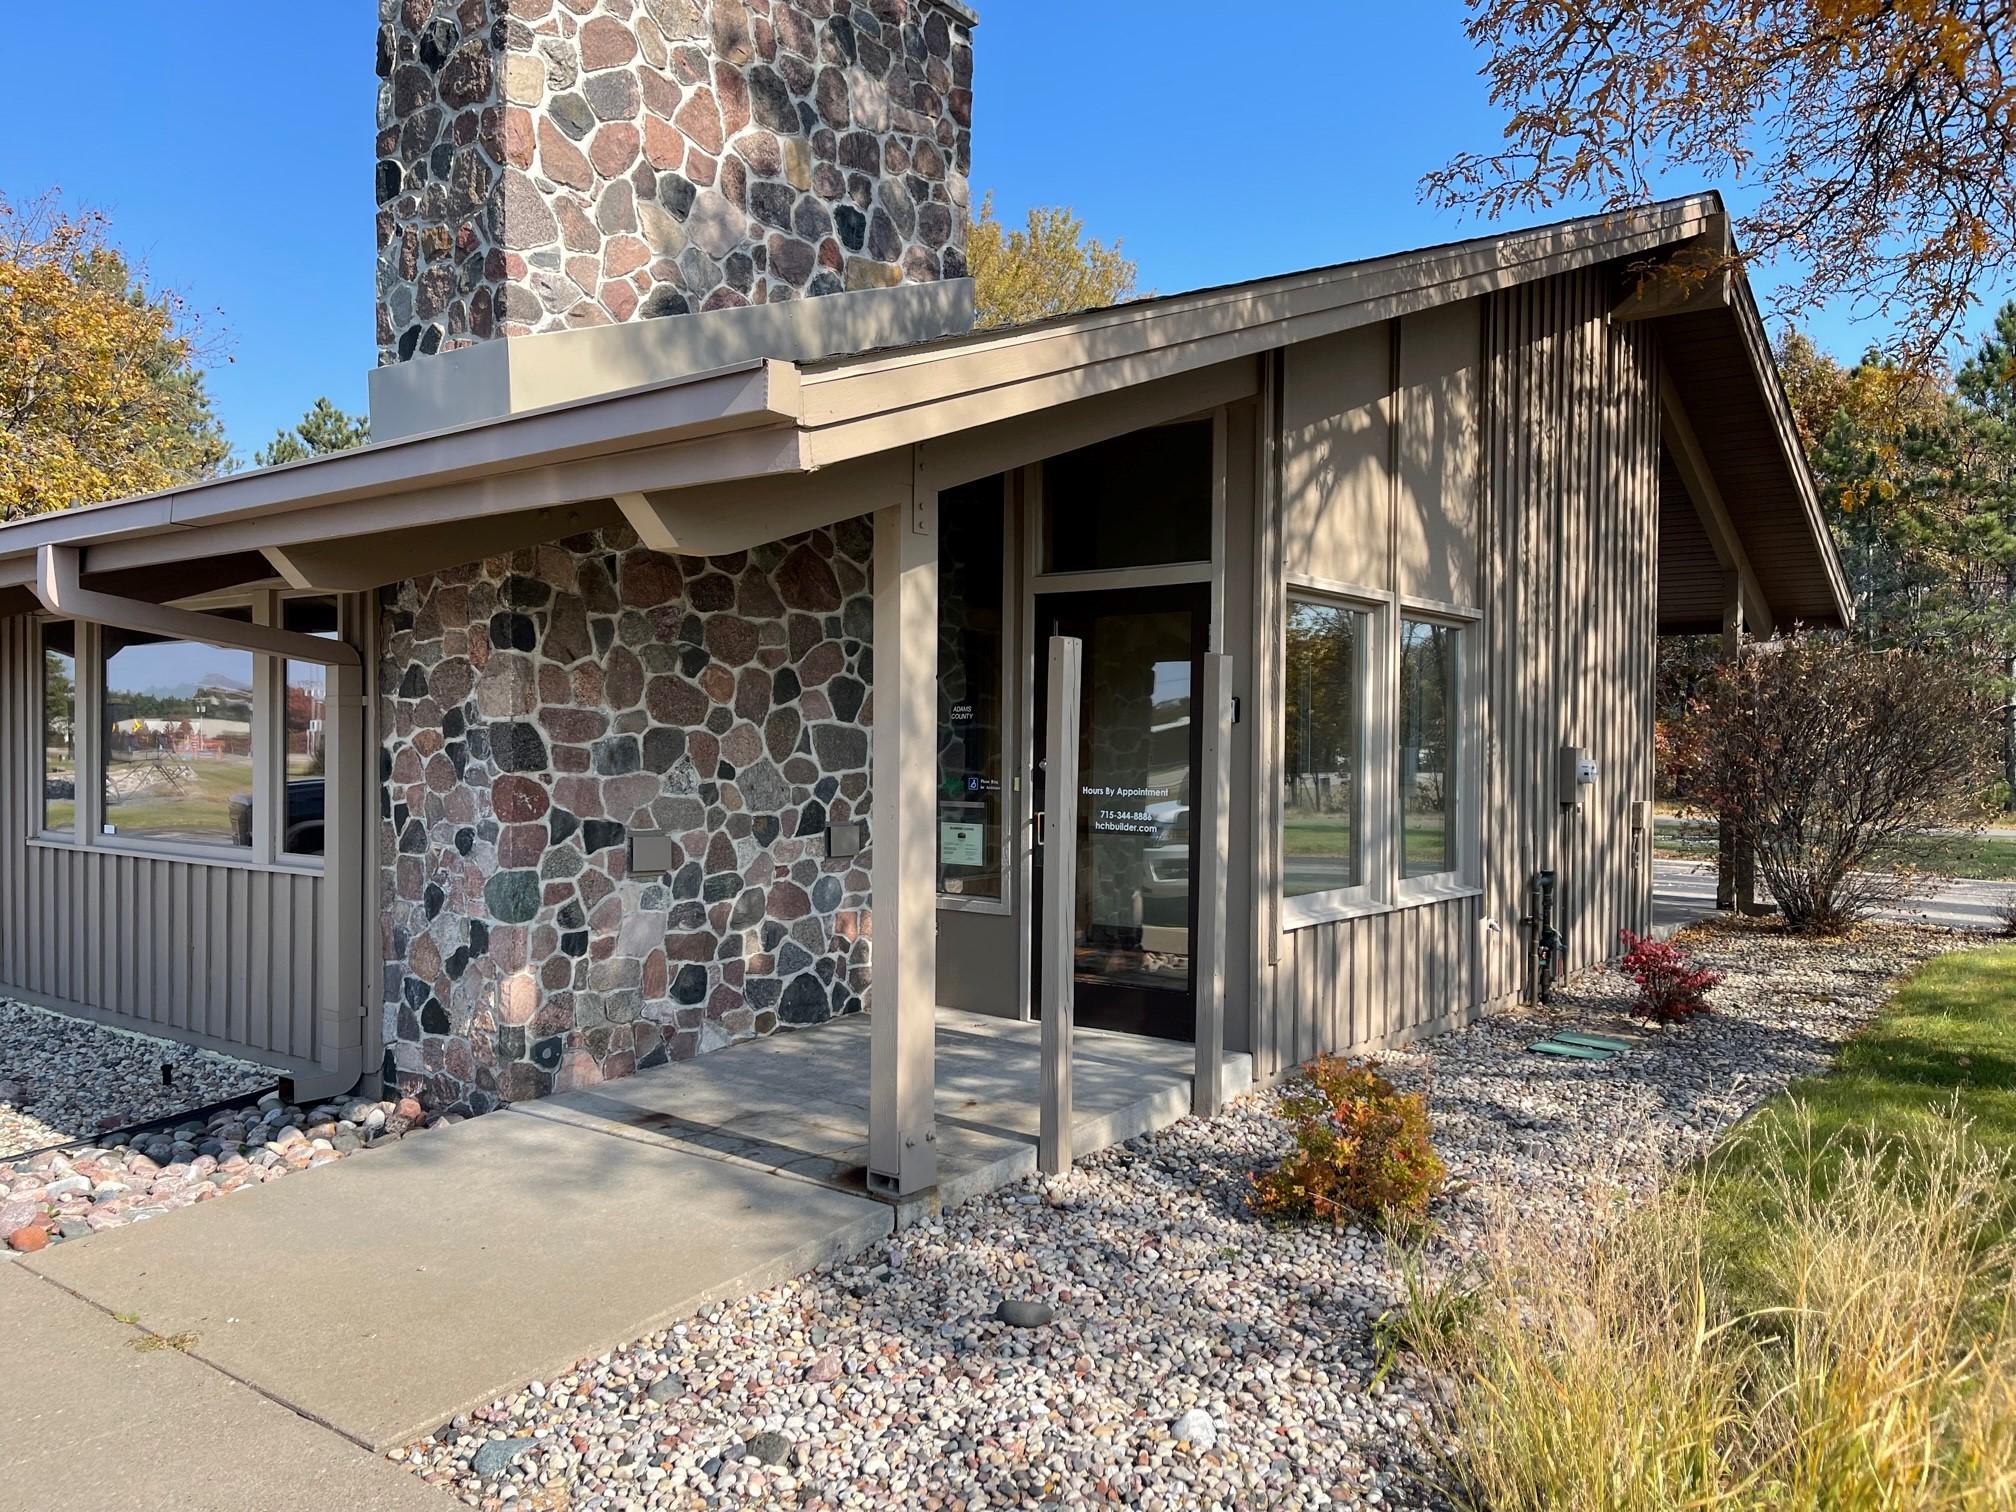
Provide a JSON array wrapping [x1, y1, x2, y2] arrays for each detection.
[[0, 1262, 456, 1512], [12, 1007, 1237, 1467], [21, 1098, 893, 1453]]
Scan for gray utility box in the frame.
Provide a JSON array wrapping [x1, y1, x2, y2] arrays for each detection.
[[628, 831, 677, 875], [1559, 745, 1599, 806]]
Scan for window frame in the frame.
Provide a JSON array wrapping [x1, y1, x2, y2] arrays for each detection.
[[1391, 598, 1480, 904], [1278, 584, 1388, 929], [28, 589, 336, 875], [35, 616, 82, 843], [935, 478, 1015, 915]]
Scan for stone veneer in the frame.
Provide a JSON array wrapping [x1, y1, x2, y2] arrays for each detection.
[[378, 520, 875, 1112], [375, 0, 975, 364]]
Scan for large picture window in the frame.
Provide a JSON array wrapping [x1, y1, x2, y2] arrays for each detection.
[[41, 620, 77, 834], [101, 615, 256, 850], [1398, 618, 1460, 878], [1282, 598, 1367, 900]]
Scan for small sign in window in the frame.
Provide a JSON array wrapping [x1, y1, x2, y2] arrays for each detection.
[[939, 821, 985, 868]]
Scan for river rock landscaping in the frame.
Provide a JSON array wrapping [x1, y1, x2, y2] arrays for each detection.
[[0, 1090, 448, 1255], [393, 917, 1968, 1512], [0, 996, 277, 1160]]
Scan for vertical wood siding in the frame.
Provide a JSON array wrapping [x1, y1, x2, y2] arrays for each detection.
[[0, 615, 325, 1068], [1256, 269, 1659, 1083]]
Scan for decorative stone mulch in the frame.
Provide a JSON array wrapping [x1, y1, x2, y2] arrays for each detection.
[[394, 917, 1973, 1512], [0, 998, 279, 1162], [0, 1091, 451, 1255]]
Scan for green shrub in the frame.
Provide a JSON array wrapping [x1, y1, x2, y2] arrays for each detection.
[[1253, 1056, 1447, 1226]]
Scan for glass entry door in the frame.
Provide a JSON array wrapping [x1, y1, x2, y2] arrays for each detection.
[[1032, 584, 1207, 1041]]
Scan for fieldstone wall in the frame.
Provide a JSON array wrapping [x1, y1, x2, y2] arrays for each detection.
[[375, 0, 975, 364], [378, 520, 876, 1112]]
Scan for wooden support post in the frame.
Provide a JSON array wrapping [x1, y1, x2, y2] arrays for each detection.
[[868, 489, 939, 1199], [1716, 576, 1749, 912], [1193, 653, 1233, 1117], [1038, 635, 1082, 1178]]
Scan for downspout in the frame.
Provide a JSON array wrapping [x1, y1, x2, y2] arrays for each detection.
[[33, 545, 371, 1101]]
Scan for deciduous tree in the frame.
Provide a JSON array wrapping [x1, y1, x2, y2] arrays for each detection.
[[1680, 632, 1996, 931], [1430, 2, 2016, 369], [0, 193, 227, 520], [968, 194, 1139, 329]]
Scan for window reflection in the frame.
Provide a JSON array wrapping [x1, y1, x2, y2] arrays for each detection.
[[1283, 601, 1364, 897], [1399, 619, 1459, 877], [41, 621, 77, 833], [102, 615, 256, 849], [937, 479, 1006, 900], [281, 597, 338, 857]]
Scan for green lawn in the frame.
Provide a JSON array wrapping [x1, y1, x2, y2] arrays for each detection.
[[1656, 822, 2016, 881], [101, 759, 252, 845], [1699, 944, 2016, 1286]]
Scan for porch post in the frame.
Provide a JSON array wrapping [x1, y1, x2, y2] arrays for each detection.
[[867, 484, 939, 1199], [1038, 635, 1082, 1177], [1192, 653, 1234, 1117], [1715, 571, 1755, 913]]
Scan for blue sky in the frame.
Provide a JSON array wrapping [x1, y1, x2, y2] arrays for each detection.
[[3, 2, 1997, 460]]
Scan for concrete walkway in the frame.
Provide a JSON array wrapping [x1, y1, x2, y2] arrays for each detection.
[[1653, 857, 2016, 935], [9, 1007, 1237, 1470], [0, 1262, 456, 1512]]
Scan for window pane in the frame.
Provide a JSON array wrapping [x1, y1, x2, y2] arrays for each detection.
[[41, 621, 77, 833], [102, 622, 254, 849], [282, 597, 338, 858], [1282, 601, 1363, 897], [938, 479, 1005, 899], [1399, 619, 1458, 877], [1041, 421, 1213, 572]]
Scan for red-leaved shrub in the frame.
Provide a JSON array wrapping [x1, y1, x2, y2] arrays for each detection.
[[1253, 1057, 1446, 1226], [1618, 929, 1719, 1023]]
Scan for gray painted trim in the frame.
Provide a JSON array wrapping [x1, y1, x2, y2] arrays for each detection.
[[368, 281, 975, 440]]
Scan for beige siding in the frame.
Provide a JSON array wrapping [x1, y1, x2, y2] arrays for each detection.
[[1254, 270, 1659, 1083], [1280, 323, 1392, 589], [0, 614, 326, 1070], [1396, 301, 1482, 607]]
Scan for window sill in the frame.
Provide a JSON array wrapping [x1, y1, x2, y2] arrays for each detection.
[[1282, 880, 1482, 932], [26, 836, 325, 877]]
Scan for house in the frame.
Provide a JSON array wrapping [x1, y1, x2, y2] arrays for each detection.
[[0, 0, 1847, 1202]]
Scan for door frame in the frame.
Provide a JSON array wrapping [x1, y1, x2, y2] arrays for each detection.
[[1009, 410, 1232, 1028]]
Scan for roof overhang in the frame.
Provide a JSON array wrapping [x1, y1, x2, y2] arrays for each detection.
[[0, 193, 1847, 625]]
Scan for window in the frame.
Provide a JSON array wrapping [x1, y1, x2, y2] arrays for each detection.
[[101, 615, 256, 850], [1282, 598, 1366, 900], [1398, 618, 1460, 878], [937, 478, 1007, 902], [41, 620, 77, 834], [1041, 421, 1214, 572], [281, 597, 338, 858]]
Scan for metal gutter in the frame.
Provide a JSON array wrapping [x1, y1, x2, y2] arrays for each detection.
[[0, 358, 803, 572]]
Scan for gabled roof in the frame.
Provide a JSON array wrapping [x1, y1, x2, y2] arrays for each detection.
[[0, 193, 1848, 627]]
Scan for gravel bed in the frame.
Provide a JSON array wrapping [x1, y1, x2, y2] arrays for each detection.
[[0, 1091, 451, 1254], [0, 998, 276, 1160], [392, 919, 1971, 1511]]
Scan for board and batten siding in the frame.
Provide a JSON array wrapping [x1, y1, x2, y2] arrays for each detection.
[[1252, 269, 1659, 1082], [0, 613, 327, 1071]]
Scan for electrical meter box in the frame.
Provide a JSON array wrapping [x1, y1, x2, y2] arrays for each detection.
[[1559, 745, 1599, 805]]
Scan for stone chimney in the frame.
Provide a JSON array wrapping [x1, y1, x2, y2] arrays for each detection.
[[374, 0, 975, 368]]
